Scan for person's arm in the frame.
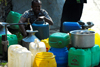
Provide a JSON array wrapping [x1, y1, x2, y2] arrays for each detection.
[[37, 16, 53, 25], [44, 10, 53, 25], [19, 17, 27, 38], [44, 16, 53, 25], [38, 9, 53, 25]]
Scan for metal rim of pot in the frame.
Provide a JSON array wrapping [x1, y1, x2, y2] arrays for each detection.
[[70, 30, 95, 35]]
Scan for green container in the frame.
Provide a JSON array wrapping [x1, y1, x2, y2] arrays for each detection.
[[99, 46, 100, 63], [68, 47, 91, 67], [91, 45, 99, 67], [6, 11, 22, 29], [0, 34, 18, 54], [49, 32, 70, 48]]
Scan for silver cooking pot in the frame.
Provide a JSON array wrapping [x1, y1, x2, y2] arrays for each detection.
[[70, 30, 95, 48]]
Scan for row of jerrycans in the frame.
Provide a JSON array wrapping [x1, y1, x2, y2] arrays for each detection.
[[8, 39, 57, 67], [68, 45, 100, 67]]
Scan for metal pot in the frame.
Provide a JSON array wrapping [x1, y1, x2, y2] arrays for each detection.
[[70, 30, 95, 48]]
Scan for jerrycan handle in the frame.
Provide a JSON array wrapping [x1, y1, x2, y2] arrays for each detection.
[[34, 39, 40, 48], [49, 41, 62, 45]]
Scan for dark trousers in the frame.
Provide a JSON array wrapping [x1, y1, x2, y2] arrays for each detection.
[[60, 0, 84, 32]]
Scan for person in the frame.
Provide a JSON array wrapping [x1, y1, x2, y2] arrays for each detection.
[[60, 0, 87, 32], [19, 0, 53, 38]]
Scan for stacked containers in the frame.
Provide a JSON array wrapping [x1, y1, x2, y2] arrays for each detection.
[[68, 30, 100, 67], [48, 32, 70, 67]]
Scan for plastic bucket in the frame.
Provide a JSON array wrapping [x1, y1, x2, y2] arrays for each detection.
[[33, 52, 57, 67]]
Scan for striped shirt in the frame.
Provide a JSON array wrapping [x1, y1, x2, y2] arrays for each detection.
[[21, 9, 52, 24]]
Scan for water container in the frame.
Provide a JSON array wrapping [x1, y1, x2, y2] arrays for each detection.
[[8, 45, 31, 67], [6, 11, 22, 29], [29, 39, 46, 67], [48, 47, 68, 67], [7, 34, 18, 47], [32, 22, 49, 40], [68, 47, 91, 67], [91, 45, 99, 67], [33, 52, 57, 67], [49, 32, 70, 48], [99, 47, 100, 63], [41, 38, 50, 52], [63, 22, 82, 32], [88, 28, 100, 47], [22, 30, 40, 50], [0, 34, 18, 54]]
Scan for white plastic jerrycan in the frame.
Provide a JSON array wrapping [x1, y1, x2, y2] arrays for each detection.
[[8, 44, 31, 67], [29, 39, 46, 67]]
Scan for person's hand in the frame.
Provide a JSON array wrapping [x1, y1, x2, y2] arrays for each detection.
[[37, 16, 45, 21]]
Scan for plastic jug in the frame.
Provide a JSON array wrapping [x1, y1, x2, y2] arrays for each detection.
[[49, 32, 70, 48], [48, 47, 68, 67], [8, 45, 31, 67], [6, 11, 22, 29], [41, 38, 50, 52], [22, 30, 40, 50], [91, 45, 99, 67], [32, 22, 49, 40], [63, 22, 82, 32], [68, 47, 91, 67], [33, 52, 57, 67], [29, 39, 46, 67]]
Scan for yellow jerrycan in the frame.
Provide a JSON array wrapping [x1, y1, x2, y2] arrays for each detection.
[[29, 39, 46, 67], [33, 52, 57, 67], [41, 38, 50, 52], [88, 28, 100, 47]]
